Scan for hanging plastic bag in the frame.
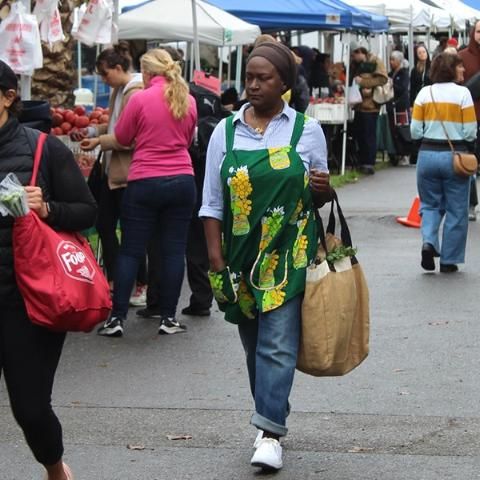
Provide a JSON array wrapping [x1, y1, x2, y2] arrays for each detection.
[[0, 2, 43, 75], [33, 0, 64, 45], [73, 0, 113, 46], [347, 82, 362, 106]]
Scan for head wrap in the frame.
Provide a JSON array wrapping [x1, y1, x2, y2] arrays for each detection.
[[247, 42, 297, 90], [0, 60, 17, 91]]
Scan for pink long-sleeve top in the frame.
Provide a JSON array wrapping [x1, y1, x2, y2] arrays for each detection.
[[114, 76, 197, 181]]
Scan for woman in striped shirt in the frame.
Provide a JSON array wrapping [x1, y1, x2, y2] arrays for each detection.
[[411, 52, 477, 273]]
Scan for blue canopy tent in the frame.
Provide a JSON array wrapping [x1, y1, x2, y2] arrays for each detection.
[[206, 0, 389, 175], [205, 0, 389, 32]]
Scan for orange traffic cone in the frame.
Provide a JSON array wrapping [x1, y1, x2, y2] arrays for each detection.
[[396, 196, 421, 228]]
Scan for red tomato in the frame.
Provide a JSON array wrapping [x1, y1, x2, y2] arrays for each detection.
[[52, 113, 63, 127], [75, 115, 90, 128], [61, 122, 72, 134], [64, 110, 77, 124], [89, 110, 102, 120], [53, 127, 64, 135], [74, 106, 86, 116], [99, 114, 109, 124], [89, 119, 99, 124]]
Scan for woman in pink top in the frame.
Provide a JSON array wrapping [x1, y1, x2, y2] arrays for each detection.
[[98, 48, 197, 338]]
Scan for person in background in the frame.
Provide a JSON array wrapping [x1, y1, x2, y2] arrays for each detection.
[[387, 50, 410, 165], [138, 46, 217, 319], [291, 45, 314, 89], [97, 48, 197, 337], [410, 44, 431, 106], [349, 40, 388, 175], [432, 36, 448, 58], [74, 43, 147, 304], [459, 21, 480, 221], [0, 59, 97, 480], [310, 50, 331, 94], [411, 52, 476, 273], [201, 41, 332, 471], [447, 37, 459, 51]]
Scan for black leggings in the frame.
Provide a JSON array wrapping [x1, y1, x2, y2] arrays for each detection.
[[0, 303, 65, 465]]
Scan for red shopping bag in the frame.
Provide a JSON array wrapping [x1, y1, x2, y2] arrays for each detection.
[[13, 132, 111, 332]]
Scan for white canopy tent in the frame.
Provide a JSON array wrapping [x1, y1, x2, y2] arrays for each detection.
[[118, 0, 260, 46], [345, 0, 464, 31], [427, 0, 480, 24]]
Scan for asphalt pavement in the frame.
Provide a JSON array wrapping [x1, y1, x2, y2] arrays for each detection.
[[2, 163, 480, 480]]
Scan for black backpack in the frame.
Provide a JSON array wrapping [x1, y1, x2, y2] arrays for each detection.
[[189, 83, 231, 162]]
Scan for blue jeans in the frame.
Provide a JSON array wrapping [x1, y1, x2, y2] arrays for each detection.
[[417, 150, 470, 264], [112, 175, 196, 318], [238, 294, 302, 437]]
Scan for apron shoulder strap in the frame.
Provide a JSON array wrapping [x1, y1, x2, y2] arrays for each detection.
[[290, 112, 305, 149], [225, 115, 235, 154]]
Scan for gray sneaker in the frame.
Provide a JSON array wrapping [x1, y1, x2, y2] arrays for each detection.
[[158, 316, 187, 335], [97, 316, 124, 337], [469, 206, 476, 221]]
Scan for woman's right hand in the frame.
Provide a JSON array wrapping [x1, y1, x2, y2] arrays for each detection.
[[209, 256, 226, 273], [80, 138, 100, 151], [70, 128, 88, 142]]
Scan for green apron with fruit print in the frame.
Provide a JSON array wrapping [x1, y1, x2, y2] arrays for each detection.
[[209, 111, 317, 324]]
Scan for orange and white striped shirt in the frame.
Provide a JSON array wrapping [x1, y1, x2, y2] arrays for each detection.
[[411, 82, 477, 143]]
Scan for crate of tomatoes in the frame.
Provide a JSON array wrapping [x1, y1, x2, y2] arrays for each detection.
[[50, 106, 109, 177]]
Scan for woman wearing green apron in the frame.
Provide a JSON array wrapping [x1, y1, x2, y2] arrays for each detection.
[[200, 42, 331, 471]]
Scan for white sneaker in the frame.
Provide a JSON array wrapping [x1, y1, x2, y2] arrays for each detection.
[[250, 437, 283, 470], [253, 430, 264, 449], [129, 284, 147, 307]]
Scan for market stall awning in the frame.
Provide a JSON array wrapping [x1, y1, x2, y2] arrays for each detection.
[[118, 0, 261, 45], [206, 0, 389, 32], [345, 0, 462, 31]]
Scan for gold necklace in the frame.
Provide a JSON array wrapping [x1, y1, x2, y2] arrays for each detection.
[[250, 106, 282, 135]]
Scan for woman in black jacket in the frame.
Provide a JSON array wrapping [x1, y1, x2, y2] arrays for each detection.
[[0, 60, 96, 480], [387, 50, 411, 164], [410, 44, 431, 106]]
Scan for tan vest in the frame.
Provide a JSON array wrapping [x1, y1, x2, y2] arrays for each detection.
[[97, 80, 143, 189]]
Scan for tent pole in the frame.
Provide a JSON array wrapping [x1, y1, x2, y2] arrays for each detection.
[[227, 46, 232, 88], [20, 0, 31, 100], [93, 44, 100, 108], [234, 45, 243, 95], [190, 42, 195, 79], [191, 0, 201, 71], [218, 47, 223, 87], [408, 5, 414, 73], [341, 32, 351, 176], [77, 41, 82, 89]]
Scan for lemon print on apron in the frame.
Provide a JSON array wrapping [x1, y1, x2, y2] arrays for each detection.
[[268, 146, 291, 170]]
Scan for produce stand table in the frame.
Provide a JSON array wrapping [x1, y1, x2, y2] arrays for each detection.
[[305, 102, 355, 172], [305, 102, 354, 124]]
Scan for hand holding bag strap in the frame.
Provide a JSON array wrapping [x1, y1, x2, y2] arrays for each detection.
[[29, 132, 48, 186], [429, 86, 455, 154]]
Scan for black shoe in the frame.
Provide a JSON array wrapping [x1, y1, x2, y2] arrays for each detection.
[[158, 316, 187, 335], [421, 243, 438, 271], [359, 165, 375, 175], [181, 305, 211, 317], [440, 264, 458, 273], [97, 316, 124, 337], [136, 307, 162, 319]]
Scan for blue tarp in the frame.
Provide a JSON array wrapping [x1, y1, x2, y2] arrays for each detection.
[[206, 0, 389, 32]]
